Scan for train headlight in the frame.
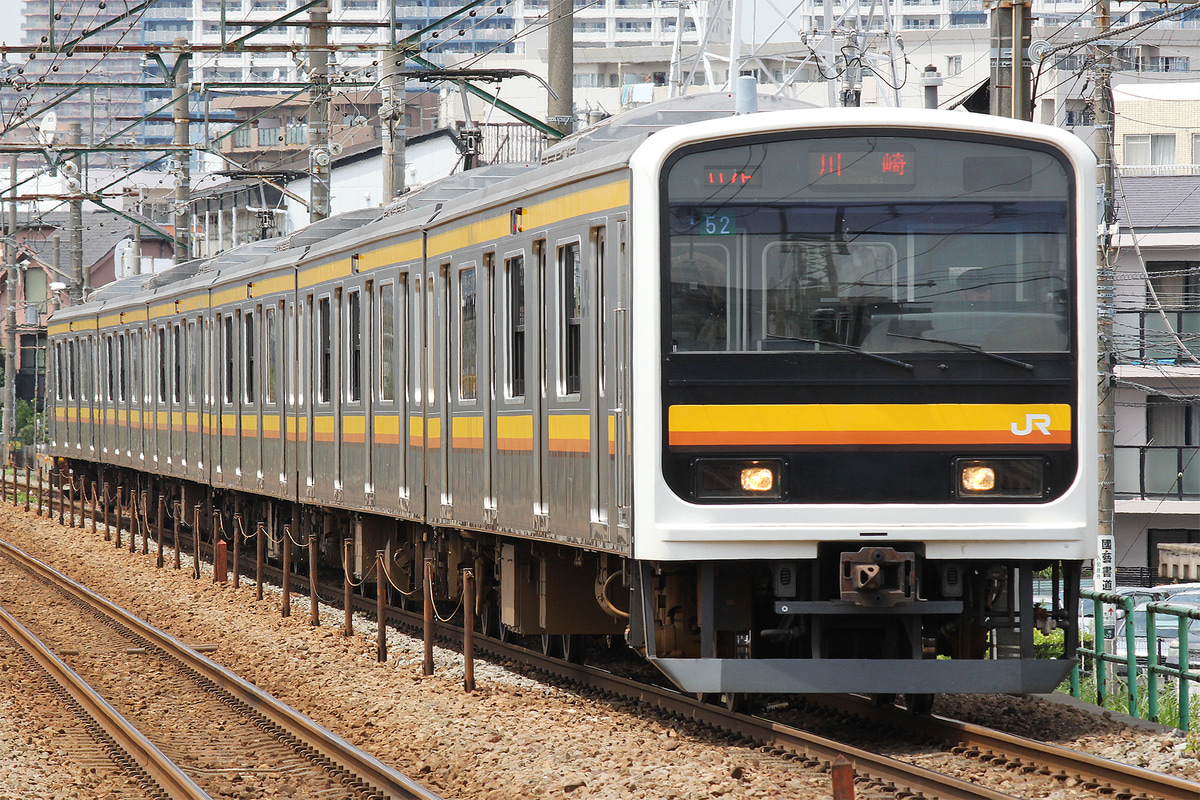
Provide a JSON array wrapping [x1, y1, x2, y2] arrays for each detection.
[[693, 458, 785, 500], [955, 458, 1047, 499]]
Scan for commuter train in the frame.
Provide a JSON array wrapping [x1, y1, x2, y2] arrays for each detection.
[[47, 94, 1098, 698]]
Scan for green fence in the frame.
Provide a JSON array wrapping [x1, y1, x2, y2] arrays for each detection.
[[1071, 588, 1200, 729]]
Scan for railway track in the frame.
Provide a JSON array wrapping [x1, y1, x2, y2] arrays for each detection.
[[0, 536, 443, 800], [13, 481, 1200, 800]]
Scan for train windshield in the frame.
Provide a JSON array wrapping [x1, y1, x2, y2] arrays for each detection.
[[662, 133, 1073, 355]]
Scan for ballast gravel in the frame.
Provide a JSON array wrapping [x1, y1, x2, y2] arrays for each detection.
[[0, 505, 1195, 799]]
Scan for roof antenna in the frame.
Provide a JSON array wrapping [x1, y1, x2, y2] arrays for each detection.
[[735, 74, 758, 115]]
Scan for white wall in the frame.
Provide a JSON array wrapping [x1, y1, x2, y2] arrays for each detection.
[[284, 135, 462, 233]]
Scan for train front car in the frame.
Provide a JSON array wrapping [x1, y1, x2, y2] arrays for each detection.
[[627, 109, 1098, 696]]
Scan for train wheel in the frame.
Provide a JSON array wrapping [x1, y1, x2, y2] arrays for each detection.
[[723, 693, 748, 714], [540, 633, 558, 658], [904, 693, 935, 714], [560, 634, 585, 664], [477, 596, 500, 638]]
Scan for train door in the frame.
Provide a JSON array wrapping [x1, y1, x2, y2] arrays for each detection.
[[495, 249, 534, 531], [262, 301, 284, 496], [341, 280, 367, 509], [129, 327, 143, 467], [547, 234, 589, 540], [284, 299, 299, 501], [481, 253, 496, 523], [613, 217, 631, 536], [425, 266, 449, 520], [532, 239, 548, 530], [170, 321, 183, 476], [448, 258, 483, 526], [589, 222, 610, 539], [411, 274, 424, 519], [304, 293, 316, 501], [372, 271, 406, 516], [100, 332, 113, 460], [312, 290, 338, 505], [186, 318, 202, 477], [241, 305, 260, 491]]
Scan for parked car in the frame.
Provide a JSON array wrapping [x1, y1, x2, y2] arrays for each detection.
[[1085, 586, 1168, 637], [1113, 599, 1200, 674], [1158, 582, 1200, 597]]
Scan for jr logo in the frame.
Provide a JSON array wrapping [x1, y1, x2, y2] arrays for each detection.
[[1011, 413, 1052, 436]]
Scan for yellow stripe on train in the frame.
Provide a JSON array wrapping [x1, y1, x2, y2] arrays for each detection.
[[668, 403, 1072, 448]]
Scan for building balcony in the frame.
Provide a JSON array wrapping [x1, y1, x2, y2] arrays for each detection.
[[1114, 309, 1200, 365], [1119, 164, 1200, 177], [1117, 445, 1200, 500]]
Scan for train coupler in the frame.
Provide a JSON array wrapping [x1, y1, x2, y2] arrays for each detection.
[[840, 546, 917, 607]]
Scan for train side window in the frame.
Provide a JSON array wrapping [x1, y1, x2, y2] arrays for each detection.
[[244, 311, 256, 404], [130, 330, 141, 406], [173, 324, 183, 404], [265, 307, 278, 406], [505, 255, 525, 399], [118, 334, 127, 403], [559, 242, 582, 396], [223, 315, 234, 405], [348, 289, 362, 403], [188, 321, 199, 405], [54, 342, 63, 401], [379, 281, 395, 402], [459, 266, 477, 401], [157, 327, 167, 403], [105, 336, 115, 402], [67, 340, 76, 400], [413, 276, 423, 405], [318, 296, 331, 404]]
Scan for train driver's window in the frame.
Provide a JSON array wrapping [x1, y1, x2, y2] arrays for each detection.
[[668, 244, 729, 352]]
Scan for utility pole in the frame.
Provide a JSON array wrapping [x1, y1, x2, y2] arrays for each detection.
[[172, 37, 191, 265], [547, 0, 574, 135], [68, 123, 84, 303], [3, 155, 16, 462], [988, 0, 1032, 119], [381, 48, 406, 202], [1094, 0, 1117, 600], [309, 4, 331, 222]]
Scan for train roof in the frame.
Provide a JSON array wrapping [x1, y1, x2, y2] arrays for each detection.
[[540, 91, 816, 163], [52, 92, 819, 324]]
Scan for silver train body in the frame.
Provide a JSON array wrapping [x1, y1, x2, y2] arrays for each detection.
[[48, 98, 1098, 695]]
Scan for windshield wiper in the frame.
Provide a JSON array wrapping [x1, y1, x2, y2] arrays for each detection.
[[765, 333, 913, 370], [886, 332, 1033, 370]]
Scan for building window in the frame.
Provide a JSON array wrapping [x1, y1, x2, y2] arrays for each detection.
[[1124, 133, 1176, 166], [946, 55, 962, 77], [1146, 261, 1200, 309]]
